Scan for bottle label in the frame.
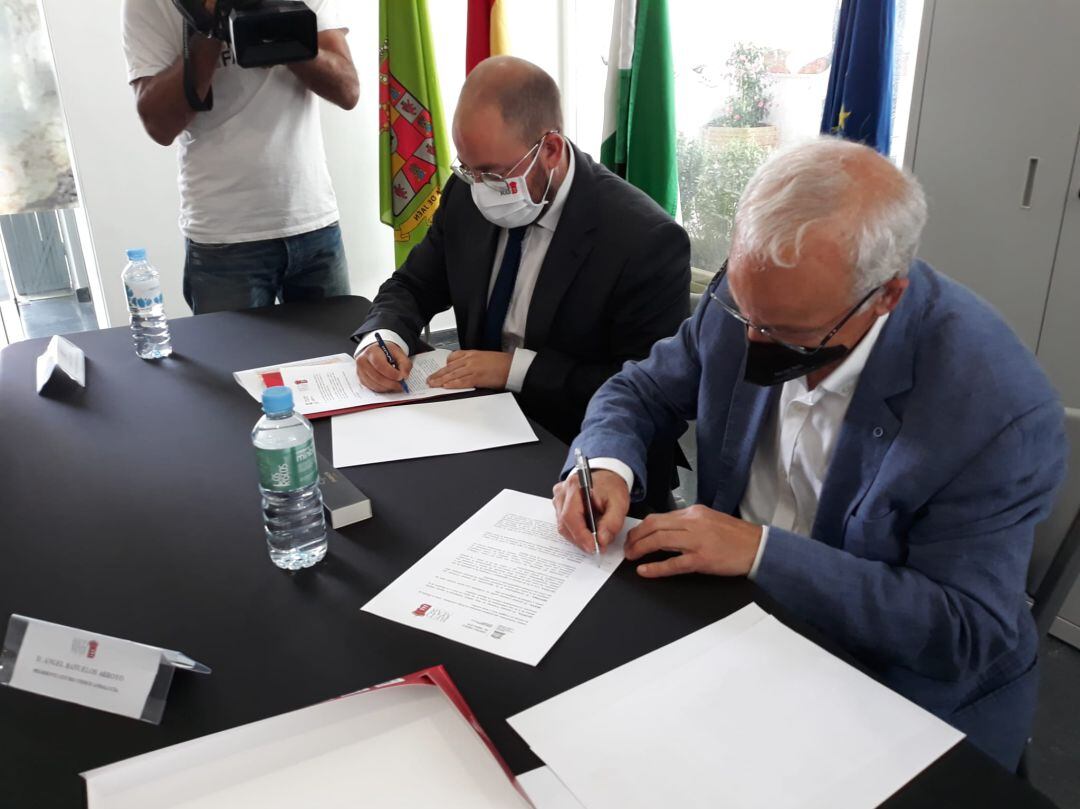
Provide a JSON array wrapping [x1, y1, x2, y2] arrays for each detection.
[[125, 281, 164, 312], [256, 440, 319, 492]]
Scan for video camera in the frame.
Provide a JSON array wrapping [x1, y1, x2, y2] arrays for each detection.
[[170, 0, 318, 68]]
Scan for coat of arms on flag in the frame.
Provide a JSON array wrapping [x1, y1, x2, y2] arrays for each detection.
[[378, 0, 450, 267]]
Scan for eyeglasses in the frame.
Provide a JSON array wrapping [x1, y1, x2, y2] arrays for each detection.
[[709, 260, 883, 356], [451, 130, 559, 192]]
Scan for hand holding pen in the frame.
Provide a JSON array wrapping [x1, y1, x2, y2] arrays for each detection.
[[374, 333, 410, 394], [553, 454, 632, 556], [574, 448, 601, 555]]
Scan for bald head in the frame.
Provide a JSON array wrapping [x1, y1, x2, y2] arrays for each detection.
[[456, 56, 563, 148]]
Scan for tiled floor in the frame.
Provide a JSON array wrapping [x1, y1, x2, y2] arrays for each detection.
[[16, 293, 99, 340]]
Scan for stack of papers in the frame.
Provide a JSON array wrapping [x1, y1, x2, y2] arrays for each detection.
[[508, 604, 965, 809], [83, 666, 531, 809], [233, 349, 471, 418], [362, 489, 634, 665]]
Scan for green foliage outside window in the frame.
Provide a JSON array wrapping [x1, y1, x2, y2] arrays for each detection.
[[677, 133, 770, 272], [709, 43, 774, 128]]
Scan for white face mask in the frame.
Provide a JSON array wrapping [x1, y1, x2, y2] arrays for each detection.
[[470, 145, 557, 229]]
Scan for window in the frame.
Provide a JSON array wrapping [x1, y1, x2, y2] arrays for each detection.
[[566, 0, 926, 275], [0, 0, 99, 343], [668, 1, 842, 273], [400, 0, 927, 291]]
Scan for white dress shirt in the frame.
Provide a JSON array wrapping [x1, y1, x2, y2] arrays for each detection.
[[591, 313, 889, 580], [741, 313, 889, 578], [356, 143, 577, 393]]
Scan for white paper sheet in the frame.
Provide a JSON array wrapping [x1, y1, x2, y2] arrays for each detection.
[[279, 349, 470, 415], [518, 767, 586, 809], [513, 614, 965, 809], [509, 603, 769, 743], [83, 682, 530, 809], [331, 392, 538, 467], [362, 489, 634, 666]]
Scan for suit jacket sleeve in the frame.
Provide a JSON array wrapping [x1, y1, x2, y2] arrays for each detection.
[[754, 399, 1066, 681], [519, 219, 691, 445], [349, 178, 459, 350], [561, 272, 710, 501]]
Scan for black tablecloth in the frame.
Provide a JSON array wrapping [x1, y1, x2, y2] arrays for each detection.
[[0, 297, 1055, 807]]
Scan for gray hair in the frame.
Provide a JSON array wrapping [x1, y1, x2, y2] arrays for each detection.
[[731, 137, 928, 300]]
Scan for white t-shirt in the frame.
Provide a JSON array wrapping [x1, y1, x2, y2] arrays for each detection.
[[122, 0, 344, 244]]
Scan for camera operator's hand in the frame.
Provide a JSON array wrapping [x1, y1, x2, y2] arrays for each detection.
[[356, 342, 413, 393]]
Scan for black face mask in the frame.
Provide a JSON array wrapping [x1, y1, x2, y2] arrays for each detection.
[[743, 340, 851, 387]]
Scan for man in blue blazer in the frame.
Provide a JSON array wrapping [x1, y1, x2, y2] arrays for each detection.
[[553, 138, 1066, 770]]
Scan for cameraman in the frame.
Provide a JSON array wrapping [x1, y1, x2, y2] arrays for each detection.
[[122, 0, 359, 313]]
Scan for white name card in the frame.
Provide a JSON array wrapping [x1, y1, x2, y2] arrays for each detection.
[[0, 615, 209, 724], [36, 334, 86, 395]]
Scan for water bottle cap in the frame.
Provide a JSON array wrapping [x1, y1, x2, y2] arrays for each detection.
[[126, 248, 147, 262], [262, 386, 294, 415]]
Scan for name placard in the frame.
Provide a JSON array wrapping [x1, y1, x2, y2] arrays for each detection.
[[0, 615, 209, 724], [36, 335, 86, 395]]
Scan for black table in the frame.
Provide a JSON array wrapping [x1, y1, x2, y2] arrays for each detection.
[[0, 297, 1055, 808]]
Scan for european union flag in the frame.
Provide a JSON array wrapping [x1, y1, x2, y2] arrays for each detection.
[[820, 0, 896, 154]]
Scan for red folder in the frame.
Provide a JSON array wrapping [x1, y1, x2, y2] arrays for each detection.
[[351, 665, 530, 804]]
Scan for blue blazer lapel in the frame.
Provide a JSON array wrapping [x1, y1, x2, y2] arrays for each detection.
[[811, 391, 901, 546], [810, 278, 923, 546], [712, 381, 779, 514]]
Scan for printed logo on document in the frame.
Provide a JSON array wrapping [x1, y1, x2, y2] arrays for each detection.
[[71, 638, 100, 659], [412, 604, 450, 623]]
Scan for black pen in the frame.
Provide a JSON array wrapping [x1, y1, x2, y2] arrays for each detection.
[[574, 448, 601, 556], [374, 332, 410, 394]]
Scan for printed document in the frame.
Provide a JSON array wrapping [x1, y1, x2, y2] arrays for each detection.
[[233, 350, 471, 416], [362, 489, 634, 665]]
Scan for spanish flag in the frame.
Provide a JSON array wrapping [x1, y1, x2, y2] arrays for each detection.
[[466, 0, 510, 74]]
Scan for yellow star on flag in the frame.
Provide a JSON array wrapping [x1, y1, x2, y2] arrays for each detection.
[[837, 105, 852, 132]]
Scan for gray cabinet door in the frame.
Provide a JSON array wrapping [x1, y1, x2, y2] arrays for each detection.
[[1037, 141, 1080, 407], [910, 0, 1080, 350]]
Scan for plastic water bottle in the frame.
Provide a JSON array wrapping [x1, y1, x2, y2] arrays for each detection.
[[252, 386, 327, 570], [122, 248, 172, 360]]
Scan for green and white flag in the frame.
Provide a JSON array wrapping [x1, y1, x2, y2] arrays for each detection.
[[600, 0, 678, 216]]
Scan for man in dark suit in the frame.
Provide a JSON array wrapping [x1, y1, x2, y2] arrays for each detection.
[[353, 56, 690, 505]]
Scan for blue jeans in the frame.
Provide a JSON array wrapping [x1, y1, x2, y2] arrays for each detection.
[[183, 223, 350, 314]]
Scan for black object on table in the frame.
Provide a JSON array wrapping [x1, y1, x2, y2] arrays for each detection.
[[0, 297, 1056, 808]]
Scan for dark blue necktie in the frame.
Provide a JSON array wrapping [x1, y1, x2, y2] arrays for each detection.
[[481, 226, 528, 351]]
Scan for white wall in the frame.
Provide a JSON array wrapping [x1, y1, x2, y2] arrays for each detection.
[[40, 0, 394, 328]]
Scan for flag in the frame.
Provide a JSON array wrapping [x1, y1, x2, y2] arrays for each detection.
[[379, 0, 451, 267], [466, 0, 510, 74], [820, 0, 896, 154], [600, 0, 678, 217]]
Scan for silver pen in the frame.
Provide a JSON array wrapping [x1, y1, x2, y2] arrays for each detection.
[[574, 448, 601, 555]]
